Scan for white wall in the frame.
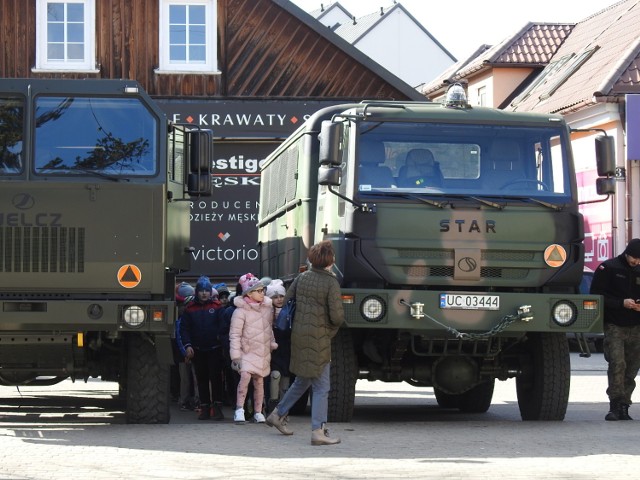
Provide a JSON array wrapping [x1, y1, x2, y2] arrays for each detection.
[[317, 8, 351, 29], [354, 8, 454, 87]]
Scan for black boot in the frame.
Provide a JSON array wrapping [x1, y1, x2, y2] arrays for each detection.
[[212, 402, 225, 421], [620, 403, 633, 420], [198, 403, 211, 420], [605, 401, 622, 421]]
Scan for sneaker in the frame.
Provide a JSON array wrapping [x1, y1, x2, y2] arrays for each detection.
[[212, 402, 225, 421], [234, 408, 246, 424], [266, 409, 293, 435], [253, 412, 266, 423]]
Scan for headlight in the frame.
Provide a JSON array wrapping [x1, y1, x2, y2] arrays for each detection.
[[360, 296, 386, 323], [123, 305, 146, 327], [552, 301, 577, 326]]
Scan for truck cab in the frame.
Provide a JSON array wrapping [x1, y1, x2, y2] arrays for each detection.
[[258, 87, 611, 422], [0, 79, 211, 423]]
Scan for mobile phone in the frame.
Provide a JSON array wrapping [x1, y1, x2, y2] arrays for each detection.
[[636, 299, 640, 304]]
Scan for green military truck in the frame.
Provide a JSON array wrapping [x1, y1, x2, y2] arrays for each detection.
[[0, 79, 212, 423], [258, 86, 613, 422]]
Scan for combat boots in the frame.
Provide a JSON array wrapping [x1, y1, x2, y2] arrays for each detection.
[[620, 403, 633, 420], [605, 401, 627, 421], [311, 423, 340, 446]]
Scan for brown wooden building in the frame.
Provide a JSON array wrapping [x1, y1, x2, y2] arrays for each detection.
[[0, 0, 424, 279]]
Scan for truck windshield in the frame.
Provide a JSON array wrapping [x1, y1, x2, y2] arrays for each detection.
[[0, 97, 24, 175], [34, 96, 158, 176], [356, 121, 571, 202]]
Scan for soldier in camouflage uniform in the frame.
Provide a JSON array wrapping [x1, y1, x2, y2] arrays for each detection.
[[590, 238, 640, 421]]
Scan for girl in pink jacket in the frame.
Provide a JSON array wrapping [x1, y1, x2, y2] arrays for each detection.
[[230, 273, 278, 424]]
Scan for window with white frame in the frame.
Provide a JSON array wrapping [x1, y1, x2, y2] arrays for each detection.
[[477, 86, 487, 107], [35, 0, 96, 71], [158, 0, 218, 73]]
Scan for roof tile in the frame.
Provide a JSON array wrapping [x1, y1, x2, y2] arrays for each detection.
[[509, 0, 640, 113], [421, 23, 573, 95]]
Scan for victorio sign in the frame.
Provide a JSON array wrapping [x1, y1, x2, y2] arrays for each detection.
[[157, 99, 342, 278]]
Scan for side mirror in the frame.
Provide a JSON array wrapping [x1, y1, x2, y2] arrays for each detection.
[[318, 165, 341, 186], [596, 177, 615, 195], [319, 121, 344, 166], [188, 173, 211, 194], [595, 135, 615, 176], [186, 129, 213, 196], [189, 129, 213, 172]]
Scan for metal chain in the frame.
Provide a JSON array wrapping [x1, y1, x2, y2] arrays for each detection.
[[420, 312, 525, 340]]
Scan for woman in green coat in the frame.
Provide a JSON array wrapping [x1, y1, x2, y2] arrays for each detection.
[[266, 240, 345, 445]]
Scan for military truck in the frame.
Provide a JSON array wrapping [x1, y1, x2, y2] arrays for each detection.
[[0, 79, 212, 423], [257, 86, 614, 422]]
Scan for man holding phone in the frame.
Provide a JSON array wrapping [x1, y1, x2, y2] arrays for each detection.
[[591, 238, 640, 421]]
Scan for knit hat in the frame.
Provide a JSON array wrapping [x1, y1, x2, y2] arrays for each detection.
[[266, 279, 285, 298], [624, 238, 640, 258], [213, 282, 230, 296], [195, 275, 214, 293], [260, 276, 272, 287], [176, 281, 195, 298], [239, 273, 262, 295]]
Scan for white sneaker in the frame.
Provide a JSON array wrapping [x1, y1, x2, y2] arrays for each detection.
[[234, 408, 246, 424], [253, 412, 266, 423]]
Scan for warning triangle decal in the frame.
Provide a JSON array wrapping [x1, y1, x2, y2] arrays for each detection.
[[117, 264, 142, 288], [121, 266, 139, 283]]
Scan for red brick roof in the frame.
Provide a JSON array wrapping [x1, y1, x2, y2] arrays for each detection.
[[421, 23, 573, 95], [510, 0, 640, 113]]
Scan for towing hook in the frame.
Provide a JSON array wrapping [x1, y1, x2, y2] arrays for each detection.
[[400, 299, 425, 319], [517, 305, 534, 322]]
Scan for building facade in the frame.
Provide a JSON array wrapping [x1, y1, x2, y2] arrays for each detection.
[[0, 0, 424, 280]]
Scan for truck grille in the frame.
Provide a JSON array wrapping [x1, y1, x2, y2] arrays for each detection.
[[400, 248, 533, 279], [404, 265, 528, 279], [0, 227, 85, 273]]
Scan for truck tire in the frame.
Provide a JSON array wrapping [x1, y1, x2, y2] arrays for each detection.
[[125, 334, 171, 424], [433, 387, 459, 409], [516, 332, 570, 421], [458, 379, 494, 413], [328, 328, 357, 422]]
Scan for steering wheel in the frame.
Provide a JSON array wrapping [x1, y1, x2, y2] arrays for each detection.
[[500, 178, 550, 191]]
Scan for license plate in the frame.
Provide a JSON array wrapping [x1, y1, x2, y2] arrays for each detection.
[[439, 293, 500, 310]]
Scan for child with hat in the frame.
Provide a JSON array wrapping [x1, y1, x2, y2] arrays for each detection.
[[266, 279, 291, 411], [229, 273, 278, 423], [180, 275, 226, 420], [174, 281, 199, 411], [214, 282, 231, 307]]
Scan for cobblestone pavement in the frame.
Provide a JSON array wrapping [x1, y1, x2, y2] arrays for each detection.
[[0, 353, 638, 480]]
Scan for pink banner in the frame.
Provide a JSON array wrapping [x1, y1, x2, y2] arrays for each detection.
[[577, 169, 613, 271]]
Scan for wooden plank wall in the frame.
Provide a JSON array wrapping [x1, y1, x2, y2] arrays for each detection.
[[0, 0, 411, 100]]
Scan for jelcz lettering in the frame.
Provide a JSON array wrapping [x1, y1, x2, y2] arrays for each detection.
[[0, 212, 63, 227]]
